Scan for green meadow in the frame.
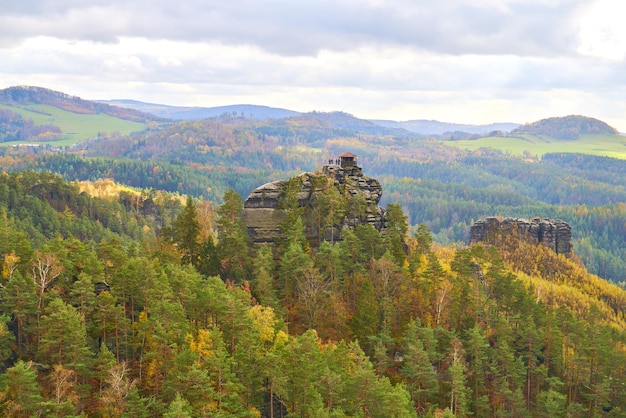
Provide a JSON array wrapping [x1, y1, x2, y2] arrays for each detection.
[[0, 103, 146, 146], [447, 133, 626, 160]]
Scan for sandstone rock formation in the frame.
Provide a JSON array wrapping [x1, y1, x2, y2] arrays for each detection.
[[244, 164, 387, 244], [469, 217, 572, 255]]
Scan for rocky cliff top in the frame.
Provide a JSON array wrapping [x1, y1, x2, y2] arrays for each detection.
[[470, 217, 572, 255], [244, 164, 387, 245]]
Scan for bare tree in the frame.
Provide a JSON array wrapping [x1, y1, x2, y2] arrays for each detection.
[[297, 267, 330, 330], [31, 251, 63, 350]]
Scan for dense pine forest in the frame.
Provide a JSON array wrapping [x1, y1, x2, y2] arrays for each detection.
[[3, 90, 626, 416], [1, 171, 626, 417]]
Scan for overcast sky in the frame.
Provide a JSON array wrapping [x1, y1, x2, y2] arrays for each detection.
[[1, 0, 625, 130]]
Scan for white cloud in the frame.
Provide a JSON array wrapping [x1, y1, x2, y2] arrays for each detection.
[[1, 0, 626, 131], [0, 0, 589, 56], [576, 0, 626, 60]]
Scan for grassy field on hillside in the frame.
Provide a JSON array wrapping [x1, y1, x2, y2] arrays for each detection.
[[0, 103, 146, 146], [447, 133, 626, 160]]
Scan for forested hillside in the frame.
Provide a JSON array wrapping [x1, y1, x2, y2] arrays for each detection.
[[4, 110, 626, 282], [1, 172, 626, 417]]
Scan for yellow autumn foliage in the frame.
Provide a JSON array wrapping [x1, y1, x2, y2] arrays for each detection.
[[496, 238, 626, 330], [248, 305, 277, 346]]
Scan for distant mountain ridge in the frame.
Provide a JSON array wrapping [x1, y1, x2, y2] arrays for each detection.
[[1, 86, 619, 140], [98, 99, 300, 120], [100, 101, 420, 137], [99, 97, 518, 135], [371, 119, 520, 135]]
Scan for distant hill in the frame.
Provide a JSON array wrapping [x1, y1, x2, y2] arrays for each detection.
[[511, 115, 619, 139], [0, 86, 160, 122], [98, 99, 300, 120], [371, 119, 519, 135], [306, 111, 420, 138]]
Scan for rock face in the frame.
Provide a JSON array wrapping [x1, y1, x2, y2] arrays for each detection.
[[469, 217, 573, 255], [244, 164, 387, 244]]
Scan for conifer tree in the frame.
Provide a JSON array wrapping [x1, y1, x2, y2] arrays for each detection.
[[315, 183, 345, 243], [164, 393, 193, 418], [350, 279, 379, 343], [93, 345, 116, 396], [384, 202, 409, 265], [314, 240, 345, 288], [1, 268, 37, 356], [464, 325, 491, 417], [216, 189, 251, 282], [400, 320, 439, 413], [162, 349, 214, 416], [0, 360, 44, 417], [278, 218, 313, 311], [38, 297, 87, 368], [69, 272, 96, 319], [197, 236, 220, 277], [252, 244, 279, 309], [414, 224, 433, 255], [172, 196, 201, 267], [123, 386, 150, 418], [0, 315, 14, 370]]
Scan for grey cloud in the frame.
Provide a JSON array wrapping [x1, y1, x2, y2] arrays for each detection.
[[1, 0, 587, 57], [2, 37, 622, 97]]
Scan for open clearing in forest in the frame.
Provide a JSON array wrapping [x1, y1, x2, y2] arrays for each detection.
[[446, 133, 626, 160], [0, 103, 146, 147]]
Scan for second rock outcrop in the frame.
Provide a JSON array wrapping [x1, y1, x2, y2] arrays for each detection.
[[470, 217, 572, 255]]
